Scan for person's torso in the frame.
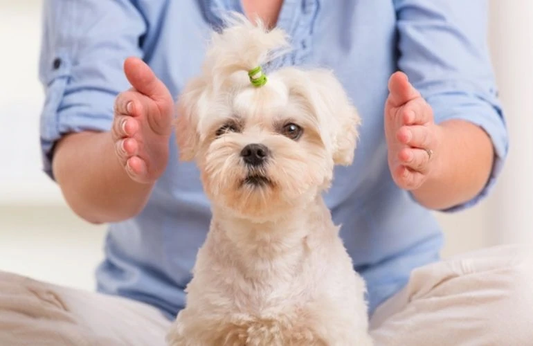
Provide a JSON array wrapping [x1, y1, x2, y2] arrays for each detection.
[[96, 0, 443, 318]]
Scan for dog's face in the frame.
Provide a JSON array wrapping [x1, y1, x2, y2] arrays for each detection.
[[176, 68, 360, 220]]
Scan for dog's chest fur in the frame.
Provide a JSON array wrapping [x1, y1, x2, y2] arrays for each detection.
[[208, 220, 325, 313], [169, 199, 370, 345]]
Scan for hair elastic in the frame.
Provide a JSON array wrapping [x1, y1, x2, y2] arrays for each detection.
[[248, 66, 267, 87]]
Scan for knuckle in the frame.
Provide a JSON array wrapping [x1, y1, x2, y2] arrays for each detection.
[[113, 99, 121, 114], [417, 153, 429, 171], [115, 140, 126, 159], [115, 93, 127, 113], [112, 117, 123, 136], [111, 120, 120, 139], [412, 153, 422, 168]]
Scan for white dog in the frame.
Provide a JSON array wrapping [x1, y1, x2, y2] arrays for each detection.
[[167, 16, 372, 346]]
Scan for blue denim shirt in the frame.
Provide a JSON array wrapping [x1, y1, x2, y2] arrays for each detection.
[[39, 0, 507, 318]]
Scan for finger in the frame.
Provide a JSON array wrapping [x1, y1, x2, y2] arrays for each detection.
[[112, 116, 139, 141], [126, 156, 148, 181], [115, 91, 135, 115], [394, 165, 425, 190], [397, 125, 432, 148], [400, 98, 432, 126], [398, 148, 430, 173], [387, 71, 420, 107], [124, 57, 172, 103], [396, 126, 413, 144], [114, 138, 138, 162], [122, 138, 139, 157], [115, 91, 149, 117], [114, 139, 128, 164]]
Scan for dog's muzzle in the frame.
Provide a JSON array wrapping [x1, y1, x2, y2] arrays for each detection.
[[241, 143, 269, 166]]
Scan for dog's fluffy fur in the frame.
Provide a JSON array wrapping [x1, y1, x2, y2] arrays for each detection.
[[167, 15, 372, 346]]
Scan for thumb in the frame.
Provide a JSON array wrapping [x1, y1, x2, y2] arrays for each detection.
[[124, 57, 172, 103], [387, 71, 420, 107]]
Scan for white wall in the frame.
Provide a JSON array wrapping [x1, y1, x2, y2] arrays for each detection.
[[0, 0, 64, 205], [437, 0, 533, 255], [0, 0, 106, 290], [487, 0, 533, 244], [0, 0, 531, 290]]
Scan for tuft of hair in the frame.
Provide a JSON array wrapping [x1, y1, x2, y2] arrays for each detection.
[[202, 13, 290, 89]]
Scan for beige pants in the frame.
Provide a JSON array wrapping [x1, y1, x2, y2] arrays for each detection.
[[1, 245, 532, 346]]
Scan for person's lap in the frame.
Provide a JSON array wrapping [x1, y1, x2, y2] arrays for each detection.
[[1, 244, 531, 346], [0, 271, 170, 346], [370, 244, 533, 345]]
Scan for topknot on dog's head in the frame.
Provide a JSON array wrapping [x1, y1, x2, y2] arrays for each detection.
[[176, 14, 290, 161], [203, 13, 290, 90]]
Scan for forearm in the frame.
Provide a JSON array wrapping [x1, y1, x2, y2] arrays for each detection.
[[412, 119, 494, 210], [53, 131, 154, 224]]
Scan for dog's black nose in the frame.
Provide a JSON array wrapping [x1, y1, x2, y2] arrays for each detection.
[[241, 144, 269, 166]]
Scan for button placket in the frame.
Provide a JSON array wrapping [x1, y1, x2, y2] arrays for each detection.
[[293, 0, 319, 65]]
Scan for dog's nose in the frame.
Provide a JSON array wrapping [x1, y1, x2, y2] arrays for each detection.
[[241, 144, 269, 166]]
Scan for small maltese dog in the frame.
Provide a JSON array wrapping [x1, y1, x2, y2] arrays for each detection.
[[167, 15, 372, 346]]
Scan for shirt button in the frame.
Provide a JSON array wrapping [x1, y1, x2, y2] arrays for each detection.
[[53, 58, 61, 70], [303, 0, 315, 14]]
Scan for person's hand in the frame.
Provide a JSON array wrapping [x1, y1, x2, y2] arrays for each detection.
[[385, 72, 442, 190], [112, 57, 174, 184]]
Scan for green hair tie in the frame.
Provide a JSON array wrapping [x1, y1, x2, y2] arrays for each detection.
[[248, 66, 267, 87]]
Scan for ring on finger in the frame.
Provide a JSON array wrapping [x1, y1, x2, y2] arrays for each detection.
[[424, 148, 433, 161]]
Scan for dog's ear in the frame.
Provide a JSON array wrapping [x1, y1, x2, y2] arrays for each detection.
[[175, 78, 207, 161], [331, 102, 360, 166], [307, 70, 361, 166]]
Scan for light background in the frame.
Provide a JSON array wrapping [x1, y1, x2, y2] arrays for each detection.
[[0, 0, 532, 291]]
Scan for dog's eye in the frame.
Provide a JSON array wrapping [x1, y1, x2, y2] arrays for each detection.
[[281, 123, 303, 140], [216, 123, 239, 137]]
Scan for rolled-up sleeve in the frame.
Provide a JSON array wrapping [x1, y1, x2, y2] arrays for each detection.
[[39, 0, 146, 178], [394, 0, 508, 211]]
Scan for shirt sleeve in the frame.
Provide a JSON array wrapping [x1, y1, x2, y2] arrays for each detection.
[[394, 0, 508, 212], [39, 0, 147, 179]]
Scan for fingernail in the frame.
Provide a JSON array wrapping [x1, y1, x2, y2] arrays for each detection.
[[121, 139, 127, 154], [126, 102, 132, 113], [121, 119, 128, 134]]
